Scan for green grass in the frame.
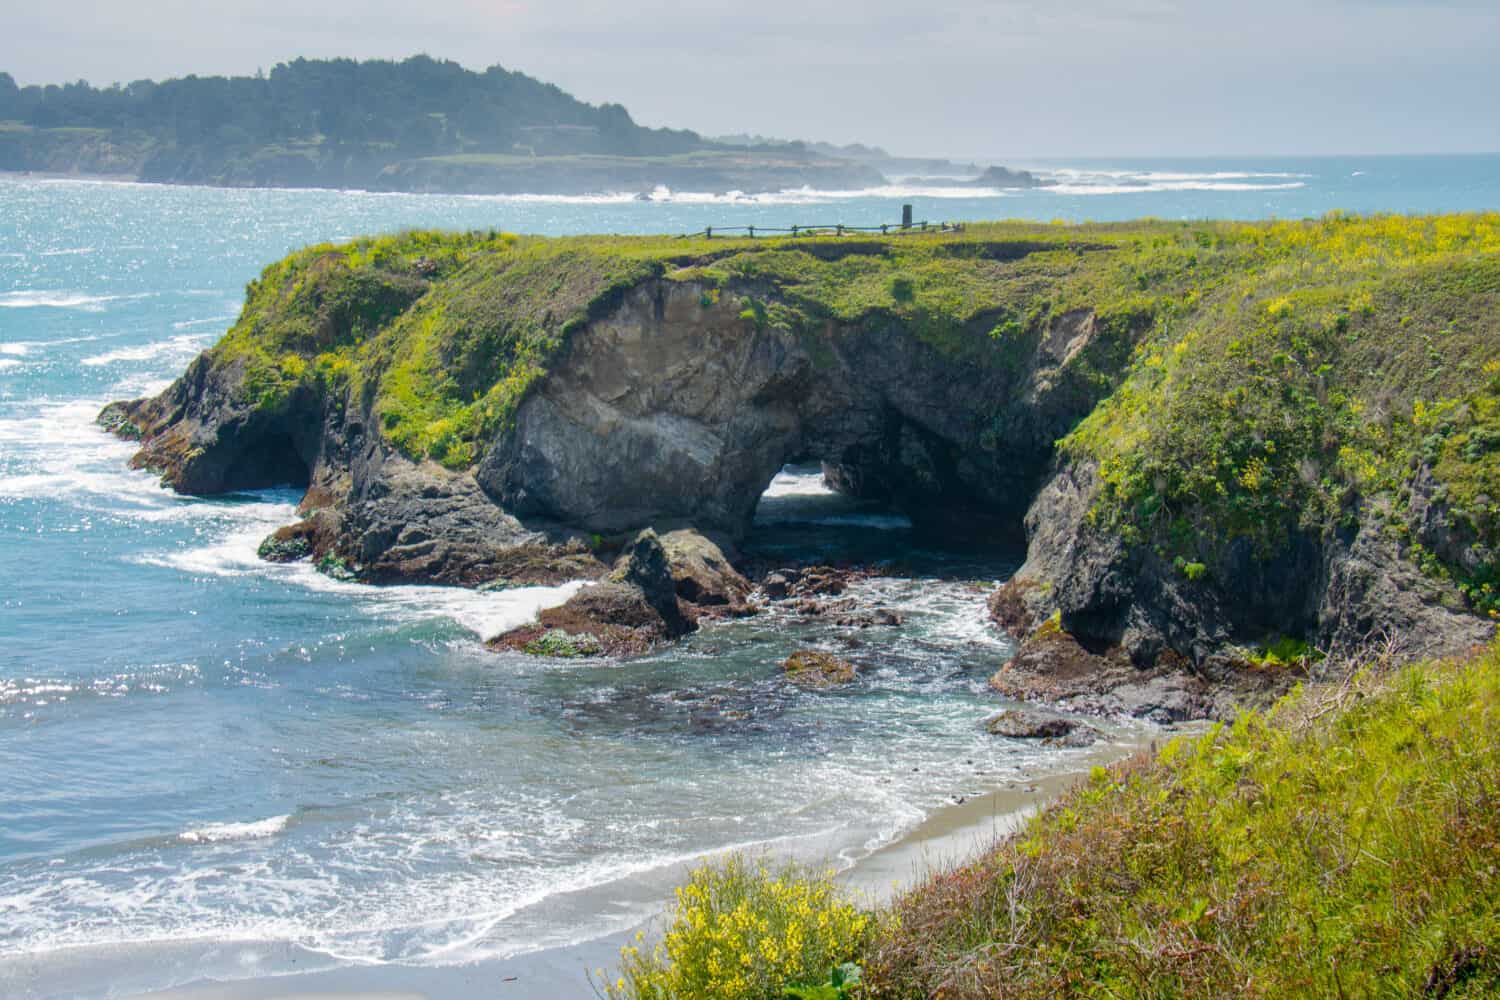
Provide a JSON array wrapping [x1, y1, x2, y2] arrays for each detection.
[[860, 642, 1500, 998]]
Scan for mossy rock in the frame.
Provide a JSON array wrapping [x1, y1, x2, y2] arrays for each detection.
[[315, 553, 359, 582], [523, 628, 603, 658], [256, 532, 311, 563], [782, 650, 857, 687]]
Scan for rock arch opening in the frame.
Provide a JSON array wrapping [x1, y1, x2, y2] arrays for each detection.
[[482, 279, 1047, 547]]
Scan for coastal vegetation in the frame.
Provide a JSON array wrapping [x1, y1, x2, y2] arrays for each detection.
[[196, 213, 1500, 613], [604, 642, 1500, 998], [599, 855, 870, 1000]]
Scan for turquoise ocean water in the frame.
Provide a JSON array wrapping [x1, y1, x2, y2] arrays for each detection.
[[2, 155, 1498, 998]]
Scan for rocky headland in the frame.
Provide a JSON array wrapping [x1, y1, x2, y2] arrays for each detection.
[[101, 217, 1500, 720]]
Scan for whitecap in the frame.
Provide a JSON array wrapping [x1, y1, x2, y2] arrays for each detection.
[[0, 291, 118, 311], [759, 466, 835, 499], [132, 506, 588, 640], [179, 815, 292, 844], [172, 316, 236, 330], [81, 334, 211, 367], [1046, 180, 1306, 196], [0, 359, 21, 371]]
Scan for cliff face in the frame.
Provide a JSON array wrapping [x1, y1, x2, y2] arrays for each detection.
[[480, 277, 1080, 538], [102, 220, 1500, 675]]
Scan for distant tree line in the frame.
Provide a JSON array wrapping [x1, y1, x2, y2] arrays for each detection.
[[0, 56, 708, 184]]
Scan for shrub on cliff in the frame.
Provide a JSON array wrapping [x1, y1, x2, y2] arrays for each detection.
[[606, 643, 1499, 999], [600, 854, 870, 1000], [861, 642, 1500, 998]]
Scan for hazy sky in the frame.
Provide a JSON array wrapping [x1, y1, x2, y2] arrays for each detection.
[[3, 0, 1497, 159]]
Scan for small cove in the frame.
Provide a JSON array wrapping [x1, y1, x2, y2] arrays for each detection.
[[6, 161, 1497, 996]]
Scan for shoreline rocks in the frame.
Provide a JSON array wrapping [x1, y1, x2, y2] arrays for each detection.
[[782, 650, 858, 687], [982, 708, 1101, 748]]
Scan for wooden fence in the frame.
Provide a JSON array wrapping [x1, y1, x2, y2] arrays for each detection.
[[679, 220, 965, 240]]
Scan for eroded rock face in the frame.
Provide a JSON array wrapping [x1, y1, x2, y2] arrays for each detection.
[[1006, 458, 1493, 677], [103, 274, 1128, 597], [100, 262, 1494, 681], [477, 280, 1061, 539]]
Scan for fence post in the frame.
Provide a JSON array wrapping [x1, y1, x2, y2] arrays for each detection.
[[836, 224, 843, 236], [749, 226, 755, 239], [902, 204, 913, 229], [791, 225, 798, 237], [705, 226, 712, 239]]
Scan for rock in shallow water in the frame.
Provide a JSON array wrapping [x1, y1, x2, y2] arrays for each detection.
[[609, 528, 692, 637], [659, 529, 751, 607], [983, 708, 1100, 747], [782, 650, 858, 687]]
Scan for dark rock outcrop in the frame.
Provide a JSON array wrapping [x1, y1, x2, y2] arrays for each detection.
[[492, 529, 694, 657], [659, 529, 752, 608], [982, 708, 1100, 747], [1000, 459, 1493, 687]]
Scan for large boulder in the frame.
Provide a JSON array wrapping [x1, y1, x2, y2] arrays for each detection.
[[982, 708, 1100, 747], [611, 528, 692, 636], [659, 529, 752, 607]]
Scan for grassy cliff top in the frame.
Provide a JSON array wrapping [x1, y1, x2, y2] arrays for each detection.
[[207, 214, 1500, 609]]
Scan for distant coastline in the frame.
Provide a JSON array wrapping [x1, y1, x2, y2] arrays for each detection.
[[0, 56, 1044, 197]]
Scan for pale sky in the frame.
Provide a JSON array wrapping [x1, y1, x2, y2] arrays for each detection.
[[2, 0, 1497, 158]]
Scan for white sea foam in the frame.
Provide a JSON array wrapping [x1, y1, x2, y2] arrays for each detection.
[[172, 315, 236, 330], [81, 334, 211, 367], [801, 512, 912, 530], [1034, 166, 1310, 196], [0, 333, 109, 356], [132, 508, 588, 640], [179, 815, 292, 844], [760, 466, 835, 498], [0, 359, 21, 371], [0, 290, 154, 311], [0, 291, 117, 311]]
